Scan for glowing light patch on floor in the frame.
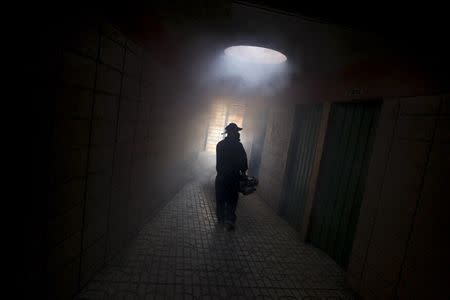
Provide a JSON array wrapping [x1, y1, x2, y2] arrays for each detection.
[[224, 45, 287, 64]]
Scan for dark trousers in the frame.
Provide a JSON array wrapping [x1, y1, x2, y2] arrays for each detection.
[[215, 175, 239, 224]]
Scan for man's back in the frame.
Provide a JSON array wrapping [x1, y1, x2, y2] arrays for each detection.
[[216, 137, 248, 178]]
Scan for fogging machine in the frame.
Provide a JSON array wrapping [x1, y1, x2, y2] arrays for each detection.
[[239, 175, 259, 195]]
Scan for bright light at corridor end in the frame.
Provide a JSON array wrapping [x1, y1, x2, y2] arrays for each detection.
[[224, 45, 287, 64]]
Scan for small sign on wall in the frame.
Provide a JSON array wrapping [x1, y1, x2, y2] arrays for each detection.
[[347, 88, 363, 97]]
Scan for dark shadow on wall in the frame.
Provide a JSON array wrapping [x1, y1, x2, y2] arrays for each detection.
[[28, 14, 209, 300]]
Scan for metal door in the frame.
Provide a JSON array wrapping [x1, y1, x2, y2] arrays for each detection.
[[279, 104, 323, 230], [307, 101, 380, 268]]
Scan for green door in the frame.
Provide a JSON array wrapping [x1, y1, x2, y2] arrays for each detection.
[[307, 101, 380, 269], [279, 104, 323, 230]]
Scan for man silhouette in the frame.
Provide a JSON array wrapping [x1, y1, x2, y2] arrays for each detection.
[[215, 123, 248, 231]]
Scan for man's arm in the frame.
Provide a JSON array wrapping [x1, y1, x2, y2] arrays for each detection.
[[239, 143, 248, 174], [216, 142, 222, 173]]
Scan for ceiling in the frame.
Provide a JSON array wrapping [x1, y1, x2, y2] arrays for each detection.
[[108, 0, 449, 81], [110, 1, 382, 72], [238, 1, 447, 35]]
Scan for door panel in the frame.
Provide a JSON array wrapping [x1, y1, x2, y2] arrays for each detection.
[[308, 101, 380, 268], [279, 104, 323, 231]]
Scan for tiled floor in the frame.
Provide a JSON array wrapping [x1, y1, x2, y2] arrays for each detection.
[[77, 180, 355, 299]]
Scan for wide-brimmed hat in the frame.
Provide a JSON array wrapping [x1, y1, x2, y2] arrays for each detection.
[[222, 122, 242, 134]]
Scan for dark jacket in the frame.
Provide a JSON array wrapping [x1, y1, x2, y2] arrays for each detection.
[[216, 137, 248, 179]]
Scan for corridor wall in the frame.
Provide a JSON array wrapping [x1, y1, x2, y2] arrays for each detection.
[[347, 94, 450, 299], [30, 17, 208, 299]]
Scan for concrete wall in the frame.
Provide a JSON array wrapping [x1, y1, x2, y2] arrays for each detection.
[[347, 95, 450, 299], [31, 18, 207, 299]]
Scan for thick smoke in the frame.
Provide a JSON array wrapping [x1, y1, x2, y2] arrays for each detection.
[[205, 50, 292, 99], [175, 35, 292, 181]]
